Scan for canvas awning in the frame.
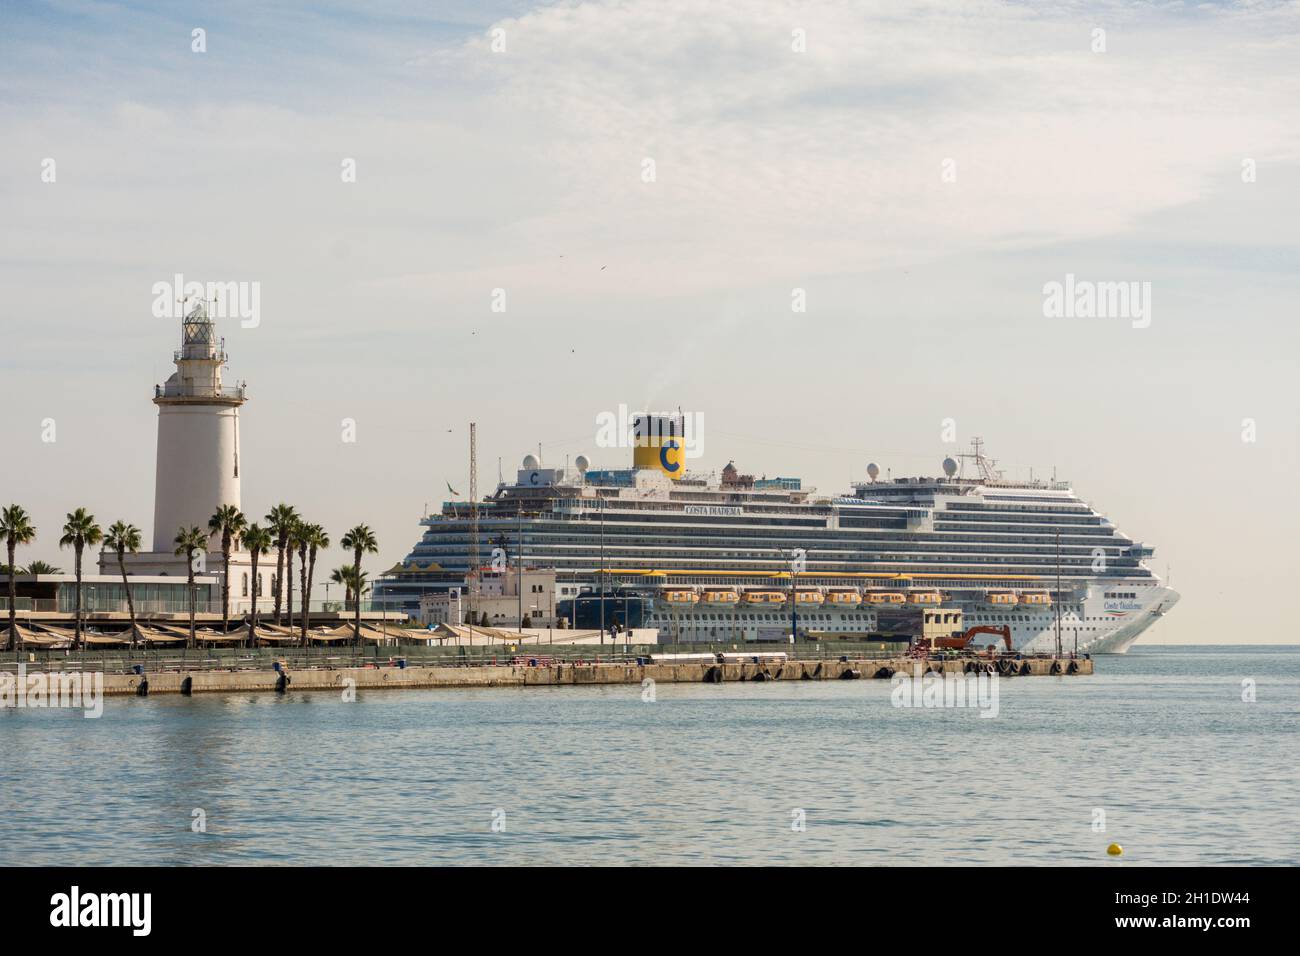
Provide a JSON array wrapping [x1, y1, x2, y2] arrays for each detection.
[[134, 626, 185, 644], [2, 625, 63, 646], [81, 632, 131, 646]]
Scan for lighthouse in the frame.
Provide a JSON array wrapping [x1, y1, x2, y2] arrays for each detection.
[[150, 303, 247, 551]]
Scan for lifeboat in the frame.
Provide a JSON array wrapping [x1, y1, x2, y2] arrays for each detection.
[[1018, 590, 1052, 606], [908, 589, 942, 605], [700, 588, 740, 606], [743, 590, 788, 605], [794, 589, 825, 605], [984, 590, 1019, 607], [661, 587, 700, 605], [827, 588, 862, 605], [865, 591, 907, 605]]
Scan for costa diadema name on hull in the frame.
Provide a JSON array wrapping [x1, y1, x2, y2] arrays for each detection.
[[376, 420, 1177, 654]]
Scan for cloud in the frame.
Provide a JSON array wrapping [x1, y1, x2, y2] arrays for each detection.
[[369, 0, 1300, 299]]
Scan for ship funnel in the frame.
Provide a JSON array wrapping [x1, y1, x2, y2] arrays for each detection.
[[632, 412, 685, 480]]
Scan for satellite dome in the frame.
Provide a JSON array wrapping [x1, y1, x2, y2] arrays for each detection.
[[574, 454, 590, 473], [942, 457, 958, 478], [866, 463, 880, 481], [522, 454, 539, 470]]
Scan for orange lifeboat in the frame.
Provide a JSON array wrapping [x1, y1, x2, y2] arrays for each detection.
[[700, 589, 740, 606], [661, 587, 700, 605], [984, 590, 1019, 607], [866, 591, 907, 605]]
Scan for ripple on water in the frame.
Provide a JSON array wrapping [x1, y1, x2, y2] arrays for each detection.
[[0, 646, 1297, 865]]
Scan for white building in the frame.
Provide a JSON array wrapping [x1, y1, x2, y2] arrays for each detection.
[[418, 568, 558, 628], [99, 303, 258, 591]]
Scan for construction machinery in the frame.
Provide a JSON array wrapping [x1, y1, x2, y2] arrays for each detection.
[[931, 624, 1012, 653]]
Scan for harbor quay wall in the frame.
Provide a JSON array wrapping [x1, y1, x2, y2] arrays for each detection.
[[94, 656, 1093, 696]]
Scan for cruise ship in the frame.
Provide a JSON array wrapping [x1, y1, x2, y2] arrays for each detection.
[[376, 416, 1177, 653]]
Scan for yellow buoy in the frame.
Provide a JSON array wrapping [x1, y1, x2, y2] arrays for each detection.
[[1107, 843, 1123, 856]]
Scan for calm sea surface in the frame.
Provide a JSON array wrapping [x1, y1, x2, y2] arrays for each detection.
[[1, 645, 1296, 866]]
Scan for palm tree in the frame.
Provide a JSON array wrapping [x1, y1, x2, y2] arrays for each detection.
[[329, 566, 351, 608], [351, 571, 371, 606], [265, 504, 298, 626], [59, 508, 103, 650], [340, 525, 379, 646], [25, 560, 60, 574], [208, 504, 247, 633], [173, 526, 207, 649], [295, 526, 310, 645], [1, 505, 37, 652], [301, 523, 329, 644], [330, 565, 368, 609], [284, 515, 301, 634], [103, 521, 142, 647], [242, 523, 272, 647]]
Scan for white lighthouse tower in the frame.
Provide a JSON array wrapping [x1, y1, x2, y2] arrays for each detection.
[[150, 303, 247, 551]]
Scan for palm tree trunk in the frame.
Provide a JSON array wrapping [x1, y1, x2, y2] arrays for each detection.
[[74, 543, 84, 651], [299, 552, 308, 646], [305, 550, 317, 644], [249, 551, 259, 648], [6, 539, 16, 653], [273, 542, 285, 626], [286, 550, 295, 634], [353, 550, 362, 647], [221, 536, 231, 634], [117, 550, 137, 649], [187, 560, 196, 649]]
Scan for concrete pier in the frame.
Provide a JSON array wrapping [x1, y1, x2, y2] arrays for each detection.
[[92, 656, 1093, 696]]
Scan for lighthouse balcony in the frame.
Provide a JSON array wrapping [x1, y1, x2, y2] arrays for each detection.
[[154, 382, 247, 402], [174, 347, 228, 364]]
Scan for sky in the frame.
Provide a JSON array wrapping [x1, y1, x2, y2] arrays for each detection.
[[1, 0, 1297, 643]]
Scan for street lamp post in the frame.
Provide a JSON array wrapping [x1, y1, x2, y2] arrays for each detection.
[[598, 497, 605, 646], [779, 548, 802, 645]]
